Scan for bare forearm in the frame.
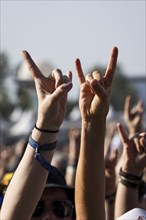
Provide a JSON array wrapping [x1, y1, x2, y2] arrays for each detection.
[[115, 182, 144, 218], [66, 139, 78, 186], [75, 120, 106, 220], [1, 129, 56, 220], [105, 201, 115, 220]]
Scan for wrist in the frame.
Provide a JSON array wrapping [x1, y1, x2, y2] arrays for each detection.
[[32, 128, 57, 144], [128, 125, 142, 137], [119, 167, 143, 189], [36, 117, 60, 131], [82, 118, 106, 129], [121, 166, 143, 177]]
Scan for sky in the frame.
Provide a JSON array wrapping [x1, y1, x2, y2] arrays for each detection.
[[1, 0, 146, 100]]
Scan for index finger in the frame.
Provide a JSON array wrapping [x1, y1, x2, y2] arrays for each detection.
[[75, 58, 85, 84], [117, 123, 129, 144], [124, 95, 131, 117], [22, 50, 43, 79], [104, 47, 118, 85]]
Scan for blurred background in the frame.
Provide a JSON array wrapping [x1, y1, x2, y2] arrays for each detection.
[[0, 0, 145, 181]]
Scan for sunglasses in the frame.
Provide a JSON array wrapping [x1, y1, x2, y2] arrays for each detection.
[[33, 199, 74, 218]]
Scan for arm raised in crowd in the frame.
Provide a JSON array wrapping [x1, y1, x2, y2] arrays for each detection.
[[115, 123, 146, 218], [65, 128, 81, 186], [105, 138, 119, 220], [1, 51, 72, 220], [75, 47, 118, 220], [124, 95, 144, 137]]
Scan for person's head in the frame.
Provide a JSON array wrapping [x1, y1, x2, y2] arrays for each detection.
[[31, 170, 75, 220]]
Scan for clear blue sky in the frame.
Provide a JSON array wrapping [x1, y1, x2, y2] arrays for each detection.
[[1, 0, 145, 99]]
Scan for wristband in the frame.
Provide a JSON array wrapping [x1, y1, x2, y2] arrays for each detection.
[[119, 177, 139, 189], [35, 124, 59, 133], [119, 168, 143, 189], [119, 168, 142, 181], [28, 135, 60, 177], [29, 135, 56, 151]]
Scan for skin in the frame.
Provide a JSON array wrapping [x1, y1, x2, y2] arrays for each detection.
[[115, 124, 146, 218], [66, 128, 81, 186], [105, 145, 118, 220], [124, 95, 144, 137], [75, 47, 118, 220], [1, 51, 72, 220]]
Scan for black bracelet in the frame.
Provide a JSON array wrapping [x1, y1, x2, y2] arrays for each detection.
[[119, 168, 143, 189], [119, 177, 139, 189], [35, 124, 59, 133], [119, 168, 142, 181]]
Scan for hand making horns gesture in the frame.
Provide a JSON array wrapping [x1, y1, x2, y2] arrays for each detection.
[[22, 51, 73, 131], [75, 47, 118, 122]]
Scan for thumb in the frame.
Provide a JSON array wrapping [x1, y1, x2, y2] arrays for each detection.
[[90, 79, 107, 99], [51, 82, 72, 103]]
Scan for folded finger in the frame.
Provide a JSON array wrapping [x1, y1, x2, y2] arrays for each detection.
[[86, 73, 93, 83], [92, 71, 104, 85], [140, 136, 146, 154], [133, 136, 143, 154], [52, 69, 64, 88], [67, 71, 72, 82]]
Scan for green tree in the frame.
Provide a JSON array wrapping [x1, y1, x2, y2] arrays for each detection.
[[0, 52, 15, 120]]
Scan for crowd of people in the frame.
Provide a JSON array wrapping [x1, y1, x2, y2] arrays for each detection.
[[0, 47, 146, 220]]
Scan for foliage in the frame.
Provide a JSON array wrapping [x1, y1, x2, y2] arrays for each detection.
[[17, 88, 33, 110], [0, 52, 15, 119], [0, 53, 9, 80], [0, 52, 32, 120], [0, 51, 139, 121]]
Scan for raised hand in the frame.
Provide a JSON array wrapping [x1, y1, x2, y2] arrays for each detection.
[[68, 128, 81, 165], [22, 51, 72, 130], [75, 47, 118, 122], [105, 146, 118, 195], [124, 95, 143, 136], [117, 123, 146, 176]]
